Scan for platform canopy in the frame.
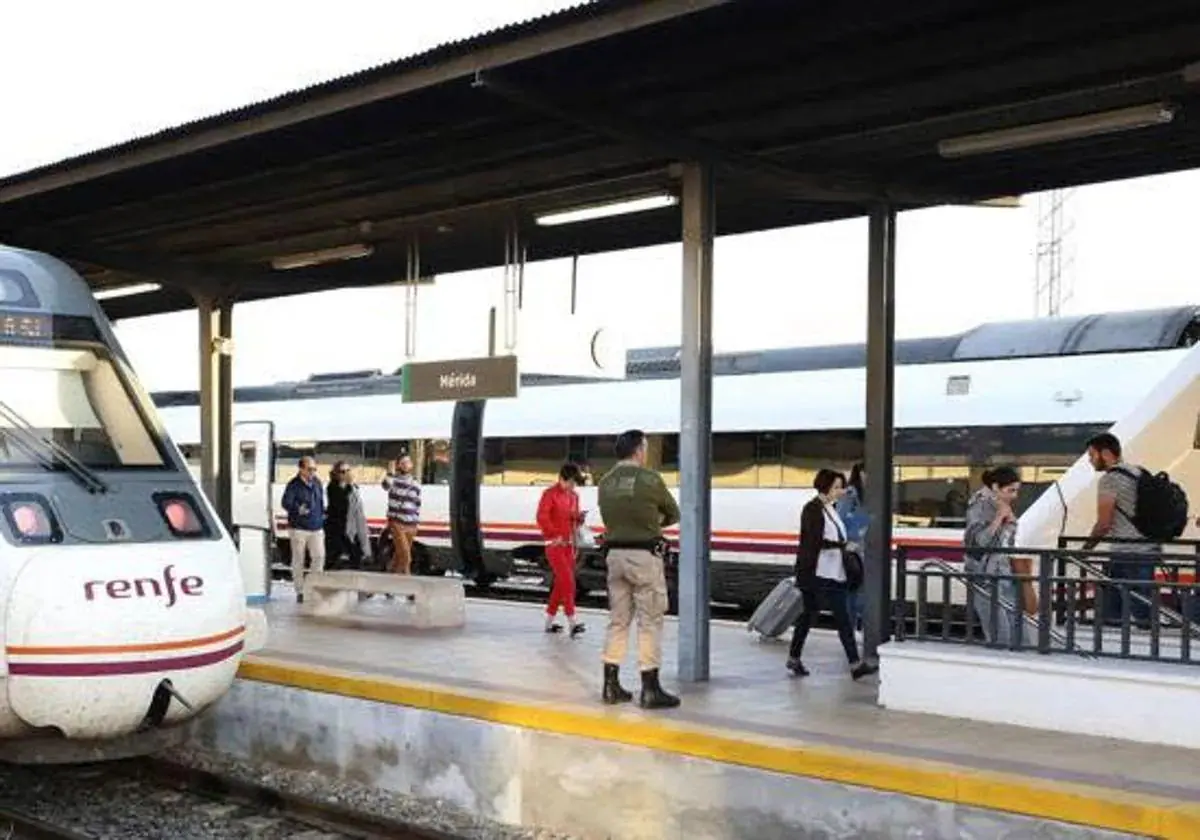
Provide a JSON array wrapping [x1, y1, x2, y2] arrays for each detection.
[[2, 0, 1200, 319]]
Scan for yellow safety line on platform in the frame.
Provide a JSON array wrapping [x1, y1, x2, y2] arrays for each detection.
[[237, 657, 1200, 839]]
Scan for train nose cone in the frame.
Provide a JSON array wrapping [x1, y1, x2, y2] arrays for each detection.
[[3, 546, 247, 739]]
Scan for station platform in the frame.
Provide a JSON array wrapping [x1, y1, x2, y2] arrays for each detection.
[[198, 586, 1200, 839]]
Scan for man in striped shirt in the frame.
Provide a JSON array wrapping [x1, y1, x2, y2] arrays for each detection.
[[381, 455, 421, 575]]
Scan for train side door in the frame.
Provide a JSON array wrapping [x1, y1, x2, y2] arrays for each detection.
[[233, 420, 275, 604]]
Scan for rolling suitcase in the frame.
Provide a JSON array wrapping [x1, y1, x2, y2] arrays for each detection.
[[747, 578, 805, 640]]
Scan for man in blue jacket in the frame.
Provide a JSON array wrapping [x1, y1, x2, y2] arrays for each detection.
[[282, 456, 326, 602]]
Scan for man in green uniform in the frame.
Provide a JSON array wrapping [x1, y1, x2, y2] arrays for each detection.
[[597, 429, 681, 709]]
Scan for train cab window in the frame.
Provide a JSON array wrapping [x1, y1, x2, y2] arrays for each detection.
[[503, 436, 567, 485], [0, 345, 167, 470], [178, 444, 201, 469]]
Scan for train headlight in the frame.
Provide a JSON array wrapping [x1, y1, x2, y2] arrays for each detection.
[[153, 493, 210, 538], [0, 493, 62, 544]]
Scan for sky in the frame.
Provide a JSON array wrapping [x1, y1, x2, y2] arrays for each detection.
[[2, 1, 1198, 392]]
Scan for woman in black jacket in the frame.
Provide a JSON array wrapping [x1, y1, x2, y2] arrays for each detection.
[[788, 469, 878, 681]]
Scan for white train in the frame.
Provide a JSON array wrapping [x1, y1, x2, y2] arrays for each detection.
[[0, 246, 266, 764], [153, 305, 1199, 609]]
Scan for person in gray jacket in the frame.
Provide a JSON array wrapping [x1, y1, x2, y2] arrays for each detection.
[[962, 466, 1026, 647]]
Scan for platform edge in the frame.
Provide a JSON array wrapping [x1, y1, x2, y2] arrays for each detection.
[[235, 655, 1199, 839]]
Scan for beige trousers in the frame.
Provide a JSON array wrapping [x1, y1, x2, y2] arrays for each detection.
[[388, 520, 417, 574], [602, 548, 668, 671], [290, 528, 325, 591]]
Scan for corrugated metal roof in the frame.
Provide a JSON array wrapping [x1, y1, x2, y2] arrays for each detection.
[[0, 0, 625, 187]]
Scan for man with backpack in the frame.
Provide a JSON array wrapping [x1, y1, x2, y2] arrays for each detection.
[[1083, 432, 1189, 628]]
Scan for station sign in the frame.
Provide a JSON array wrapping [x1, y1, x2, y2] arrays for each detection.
[[401, 355, 519, 403]]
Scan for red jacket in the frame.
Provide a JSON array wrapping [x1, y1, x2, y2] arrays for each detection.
[[537, 483, 580, 543]]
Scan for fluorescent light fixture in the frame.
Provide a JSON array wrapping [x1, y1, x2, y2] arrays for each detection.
[[973, 195, 1023, 208], [937, 103, 1176, 159], [535, 193, 678, 226], [93, 282, 162, 300], [270, 243, 374, 271]]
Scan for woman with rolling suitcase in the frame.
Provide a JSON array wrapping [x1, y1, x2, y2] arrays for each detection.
[[787, 469, 878, 681]]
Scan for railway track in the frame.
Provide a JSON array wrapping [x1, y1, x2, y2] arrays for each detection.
[[0, 757, 458, 840]]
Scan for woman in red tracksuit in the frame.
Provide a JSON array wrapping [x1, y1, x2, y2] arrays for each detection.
[[537, 462, 586, 637]]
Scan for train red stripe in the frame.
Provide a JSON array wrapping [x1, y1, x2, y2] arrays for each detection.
[[7, 641, 244, 677]]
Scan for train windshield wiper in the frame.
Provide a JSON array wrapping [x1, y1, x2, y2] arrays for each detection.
[[0, 400, 109, 494]]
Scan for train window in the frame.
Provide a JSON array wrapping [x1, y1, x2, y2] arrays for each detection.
[[0, 345, 168, 470], [503, 436, 568, 486], [312, 440, 364, 482], [659, 435, 679, 485], [567, 435, 588, 464], [423, 438, 453, 485], [781, 430, 862, 487], [360, 440, 411, 484], [712, 433, 758, 487], [274, 442, 315, 483], [583, 435, 619, 479], [894, 465, 970, 526], [483, 438, 504, 485], [757, 433, 783, 487], [238, 443, 256, 484]]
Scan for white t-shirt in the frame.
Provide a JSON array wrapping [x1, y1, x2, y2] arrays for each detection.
[[816, 503, 848, 582]]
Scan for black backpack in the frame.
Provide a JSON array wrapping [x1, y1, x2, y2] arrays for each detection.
[[1111, 466, 1190, 541]]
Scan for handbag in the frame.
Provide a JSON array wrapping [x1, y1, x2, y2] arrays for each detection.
[[842, 548, 865, 592], [826, 505, 864, 591]]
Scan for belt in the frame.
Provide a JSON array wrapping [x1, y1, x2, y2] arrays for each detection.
[[544, 538, 572, 547], [604, 539, 664, 552]]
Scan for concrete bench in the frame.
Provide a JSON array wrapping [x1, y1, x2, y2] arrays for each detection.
[[300, 571, 465, 629]]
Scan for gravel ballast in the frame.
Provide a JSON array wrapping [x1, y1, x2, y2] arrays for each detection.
[[161, 743, 581, 840]]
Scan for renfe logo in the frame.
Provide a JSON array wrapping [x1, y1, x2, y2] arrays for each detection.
[[84, 564, 203, 608]]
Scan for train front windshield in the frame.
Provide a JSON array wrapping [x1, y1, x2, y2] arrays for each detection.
[[0, 314, 167, 470]]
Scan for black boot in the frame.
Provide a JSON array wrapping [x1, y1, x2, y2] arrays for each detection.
[[639, 669, 681, 710], [851, 661, 879, 681], [602, 664, 632, 705]]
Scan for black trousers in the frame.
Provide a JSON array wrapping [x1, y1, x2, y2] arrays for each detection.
[[324, 528, 363, 570], [789, 577, 860, 664]]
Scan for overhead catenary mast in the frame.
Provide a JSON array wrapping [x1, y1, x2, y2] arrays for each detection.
[[1033, 188, 1076, 318]]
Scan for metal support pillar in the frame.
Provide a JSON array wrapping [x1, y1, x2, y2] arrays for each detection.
[[678, 161, 715, 682], [863, 205, 897, 663], [197, 294, 235, 532]]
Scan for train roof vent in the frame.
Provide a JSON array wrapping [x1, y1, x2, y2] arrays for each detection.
[[306, 369, 383, 383], [626, 346, 683, 377], [952, 306, 1198, 359], [946, 374, 971, 396], [953, 315, 1092, 360]]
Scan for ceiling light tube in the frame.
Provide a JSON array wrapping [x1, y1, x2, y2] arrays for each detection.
[[270, 243, 374, 271], [937, 103, 1176, 159], [535, 193, 678, 226], [93, 282, 162, 300]]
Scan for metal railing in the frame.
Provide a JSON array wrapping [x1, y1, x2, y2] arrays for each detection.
[[891, 543, 1200, 666]]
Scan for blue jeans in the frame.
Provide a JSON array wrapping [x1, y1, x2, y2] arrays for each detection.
[[847, 589, 865, 629], [1102, 552, 1158, 625]]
